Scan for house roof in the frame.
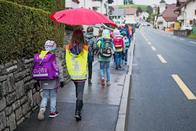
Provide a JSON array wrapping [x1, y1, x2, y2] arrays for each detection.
[[176, 0, 193, 9], [162, 4, 178, 22], [111, 8, 125, 16], [125, 8, 137, 15], [178, 0, 187, 2], [110, 7, 137, 16]]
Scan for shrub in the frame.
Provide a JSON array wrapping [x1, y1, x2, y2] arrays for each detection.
[[6, 0, 65, 12], [0, 0, 64, 64]]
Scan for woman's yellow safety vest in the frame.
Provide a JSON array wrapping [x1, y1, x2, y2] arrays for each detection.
[[65, 44, 88, 80]]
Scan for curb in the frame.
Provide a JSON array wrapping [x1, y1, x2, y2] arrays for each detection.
[[115, 36, 135, 131]]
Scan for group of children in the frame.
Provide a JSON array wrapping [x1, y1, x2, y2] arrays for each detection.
[[92, 25, 133, 86], [32, 24, 133, 121]]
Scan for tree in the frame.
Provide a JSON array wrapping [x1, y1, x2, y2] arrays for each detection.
[[128, 0, 133, 4], [136, 7, 142, 16], [108, 0, 113, 4], [146, 6, 153, 15], [160, 0, 166, 3]]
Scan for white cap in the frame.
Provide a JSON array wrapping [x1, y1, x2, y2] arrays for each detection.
[[44, 40, 57, 51], [113, 29, 121, 36]]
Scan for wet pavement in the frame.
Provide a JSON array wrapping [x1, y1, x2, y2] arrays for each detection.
[[16, 59, 129, 131], [127, 28, 196, 131]]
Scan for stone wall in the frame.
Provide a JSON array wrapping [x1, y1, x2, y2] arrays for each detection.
[[0, 48, 69, 131], [173, 30, 192, 37]]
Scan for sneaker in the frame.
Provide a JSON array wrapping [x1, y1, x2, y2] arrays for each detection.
[[88, 79, 92, 85], [38, 108, 45, 120], [106, 81, 111, 87], [75, 112, 82, 121], [49, 111, 59, 118], [101, 79, 105, 87]]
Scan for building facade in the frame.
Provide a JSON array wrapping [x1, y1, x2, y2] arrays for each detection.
[[65, 0, 110, 15], [177, 0, 196, 26]]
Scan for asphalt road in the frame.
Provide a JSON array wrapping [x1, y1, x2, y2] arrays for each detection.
[[127, 27, 196, 131]]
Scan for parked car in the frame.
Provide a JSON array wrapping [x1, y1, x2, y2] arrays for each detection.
[[181, 25, 192, 30]]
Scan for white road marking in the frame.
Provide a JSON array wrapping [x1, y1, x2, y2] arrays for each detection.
[[151, 46, 156, 51], [147, 41, 151, 45], [190, 41, 196, 44], [179, 38, 185, 41], [172, 74, 196, 100], [157, 54, 167, 63]]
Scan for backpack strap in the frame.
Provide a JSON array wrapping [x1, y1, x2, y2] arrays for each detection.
[[39, 50, 49, 59], [99, 38, 104, 49]]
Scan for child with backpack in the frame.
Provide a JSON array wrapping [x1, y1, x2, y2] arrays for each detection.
[[121, 31, 130, 65], [97, 29, 115, 87], [84, 26, 97, 85], [113, 29, 125, 69], [32, 40, 64, 120]]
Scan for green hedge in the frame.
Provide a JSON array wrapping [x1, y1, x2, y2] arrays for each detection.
[[6, 0, 65, 12], [0, 0, 64, 64]]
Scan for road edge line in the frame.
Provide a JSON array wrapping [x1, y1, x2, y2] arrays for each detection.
[[115, 36, 135, 131]]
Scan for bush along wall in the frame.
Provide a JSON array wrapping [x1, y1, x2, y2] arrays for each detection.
[[0, 0, 64, 64], [0, 0, 68, 131], [6, 0, 65, 12]]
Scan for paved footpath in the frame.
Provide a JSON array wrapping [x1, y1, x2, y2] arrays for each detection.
[[15, 58, 129, 131]]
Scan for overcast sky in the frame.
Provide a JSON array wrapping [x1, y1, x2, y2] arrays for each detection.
[[133, 0, 176, 5]]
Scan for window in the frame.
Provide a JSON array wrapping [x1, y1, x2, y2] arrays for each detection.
[[72, 0, 79, 4], [190, 20, 193, 25], [158, 21, 163, 25]]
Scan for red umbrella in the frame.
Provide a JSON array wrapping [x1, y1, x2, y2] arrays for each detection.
[[50, 8, 117, 27]]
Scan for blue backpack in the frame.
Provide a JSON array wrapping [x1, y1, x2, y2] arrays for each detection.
[[85, 36, 95, 62]]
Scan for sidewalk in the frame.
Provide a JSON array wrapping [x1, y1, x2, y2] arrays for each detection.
[[15, 59, 129, 131]]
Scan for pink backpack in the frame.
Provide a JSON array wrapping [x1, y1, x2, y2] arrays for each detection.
[[113, 36, 124, 52], [32, 52, 59, 80]]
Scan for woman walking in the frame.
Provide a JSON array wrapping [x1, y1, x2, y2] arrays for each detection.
[[65, 29, 88, 121]]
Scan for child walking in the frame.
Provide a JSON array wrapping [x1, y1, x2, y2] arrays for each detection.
[[32, 40, 64, 120]]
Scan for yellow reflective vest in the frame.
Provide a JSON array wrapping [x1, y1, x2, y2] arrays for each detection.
[[65, 44, 88, 80]]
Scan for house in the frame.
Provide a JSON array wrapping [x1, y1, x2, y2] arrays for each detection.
[[156, 0, 167, 29], [109, 6, 137, 25], [162, 4, 178, 29], [80, 0, 108, 14], [156, 1, 178, 30], [124, 8, 137, 24], [176, 0, 196, 27], [65, 0, 80, 9], [109, 0, 123, 5], [109, 7, 125, 26], [65, 0, 109, 15], [110, 7, 125, 19]]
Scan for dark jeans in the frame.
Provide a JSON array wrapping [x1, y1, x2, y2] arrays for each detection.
[[125, 49, 128, 63], [115, 52, 123, 68], [73, 81, 85, 101], [88, 62, 93, 80]]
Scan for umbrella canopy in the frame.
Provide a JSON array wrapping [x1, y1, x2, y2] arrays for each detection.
[[50, 8, 117, 27]]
